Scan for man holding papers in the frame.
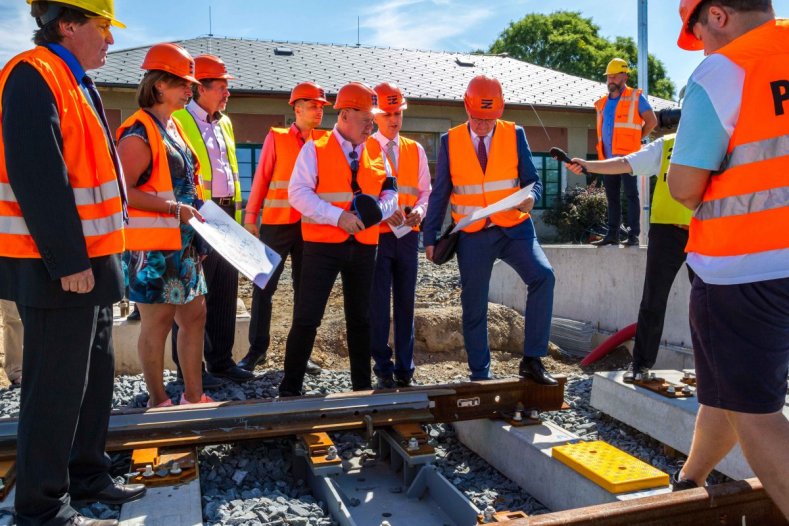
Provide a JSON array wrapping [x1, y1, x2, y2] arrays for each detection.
[[423, 75, 556, 384]]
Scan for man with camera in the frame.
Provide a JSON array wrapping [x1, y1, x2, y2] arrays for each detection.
[[278, 82, 398, 397], [568, 128, 692, 383]]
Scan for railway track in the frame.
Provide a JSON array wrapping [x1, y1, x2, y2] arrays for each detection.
[[0, 377, 783, 525]]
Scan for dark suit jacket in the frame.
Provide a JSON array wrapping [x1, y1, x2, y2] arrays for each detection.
[[0, 63, 123, 308]]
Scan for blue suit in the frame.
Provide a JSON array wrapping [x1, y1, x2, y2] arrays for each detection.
[[423, 124, 555, 380]]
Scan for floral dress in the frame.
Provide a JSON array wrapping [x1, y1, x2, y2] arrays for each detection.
[[121, 114, 208, 305]]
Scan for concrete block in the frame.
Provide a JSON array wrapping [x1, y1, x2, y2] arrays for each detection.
[[590, 370, 789, 480], [112, 314, 251, 376], [119, 478, 202, 526], [454, 419, 669, 512], [489, 247, 695, 367]]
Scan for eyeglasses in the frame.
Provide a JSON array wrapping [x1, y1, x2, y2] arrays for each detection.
[[349, 150, 360, 194]]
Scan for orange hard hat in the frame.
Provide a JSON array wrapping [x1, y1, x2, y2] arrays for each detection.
[[333, 82, 383, 113], [194, 54, 235, 81], [289, 81, 330, 106], [374, 82, 408, 113], [141, 43, 199, 84], [464, 75, 504, 119], [677, 0, 705, 51]]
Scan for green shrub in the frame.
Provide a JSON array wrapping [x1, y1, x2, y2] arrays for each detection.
[[542, 185, 608, 243]]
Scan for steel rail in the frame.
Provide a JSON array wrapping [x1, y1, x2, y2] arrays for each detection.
[[0, 377, 567, 454], [507, 478, 787, 525]]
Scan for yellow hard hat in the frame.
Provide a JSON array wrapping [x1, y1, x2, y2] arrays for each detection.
[[604, 58, 630, 76], [27, 0, 126, 28]]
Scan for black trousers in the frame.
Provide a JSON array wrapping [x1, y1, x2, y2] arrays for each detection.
[[603, 173, 640, 237], [248, 222, 303, 359], [172, 202, 239, 373], [16, 304, 114, 526], [632, 224, 695, 368], [279, 240, 376, 394]]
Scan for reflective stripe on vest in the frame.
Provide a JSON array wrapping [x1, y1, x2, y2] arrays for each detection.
[[649, 135, 693, 226], [366, 135, 421, 233], [173, 109, 242, 223], [595, 86, 645, 159], [301, 133, 386, 245], [447, 120, 527, 233], [0, 46, 124, 259], [262, 128, 329, 225], [686, 19, 789, 258], [118, 109, 203, 251]]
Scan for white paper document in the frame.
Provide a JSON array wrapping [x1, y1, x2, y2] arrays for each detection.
[[190, 201, 282, 289], [450, 183, 535, 234], [390, 222, 413, 238]]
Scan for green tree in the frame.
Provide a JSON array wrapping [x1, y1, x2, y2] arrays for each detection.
[[489, 11, 676, 100]]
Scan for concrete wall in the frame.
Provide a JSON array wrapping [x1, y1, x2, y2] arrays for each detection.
[[489, 245, 693, 350]]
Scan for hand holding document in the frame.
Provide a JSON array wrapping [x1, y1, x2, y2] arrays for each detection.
[[388, 206, 415, 238], [190, 201, 282, 289], [450, 183, 535, 234]]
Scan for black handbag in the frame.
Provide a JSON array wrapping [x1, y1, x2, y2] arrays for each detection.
[[432, 223, 459, 265]]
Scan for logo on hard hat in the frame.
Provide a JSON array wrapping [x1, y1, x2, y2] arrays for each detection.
[[371, 94, 379, 107], [480, 99, 494, 109], [387, 95, 399, 105], [318, 88, 325, 98]]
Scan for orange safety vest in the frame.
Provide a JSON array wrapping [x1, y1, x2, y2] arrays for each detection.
[[595, 86, 645, 159], [117, 109, 204, 251], [686, 19, 789, 258], [366, 136, 421, 233], [262, 127, 328, 225], [0, 47, 124, 259], [448, 120, 528, 233], [301, 133, 387, 245]]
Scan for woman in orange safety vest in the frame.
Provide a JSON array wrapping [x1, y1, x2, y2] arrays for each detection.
[[117, 43, 211, 407]]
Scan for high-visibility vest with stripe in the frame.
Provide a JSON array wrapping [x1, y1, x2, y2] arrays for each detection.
[[117, 109, 204, 251], [686, 19, 789, 258], [0, 46, 124, 259], [366, 135, 421, 233], [650, 134, 692, 226], [263, 127, 328, 225], [595, 86, 645, 159], [301, 133, 387, 245], [448, 120, 528, 233], [173, 108, 242, 223]]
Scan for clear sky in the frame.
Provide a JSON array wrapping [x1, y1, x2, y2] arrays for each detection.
[[1, 0, 786, 100]]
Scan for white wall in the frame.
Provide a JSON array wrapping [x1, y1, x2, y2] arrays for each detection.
[[489, 245, 693, 349]]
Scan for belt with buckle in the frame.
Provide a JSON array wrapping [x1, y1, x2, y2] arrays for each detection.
[[212, 197, 234, 206]]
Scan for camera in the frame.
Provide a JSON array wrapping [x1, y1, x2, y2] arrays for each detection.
[[656, 108, 681, 130]]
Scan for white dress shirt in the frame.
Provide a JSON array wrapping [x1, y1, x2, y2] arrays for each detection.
[[289, 126, 398, 226], [469, 126, 493, 156], [186, 100, 235, 198], [372, 131, 431, 218]]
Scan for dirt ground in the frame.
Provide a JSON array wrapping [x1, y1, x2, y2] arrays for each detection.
[[236, 258, 632, 382], [0, 258, 631, 391]]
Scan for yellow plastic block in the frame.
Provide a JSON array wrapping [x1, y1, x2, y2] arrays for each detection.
[[552, 440, 669, 493]]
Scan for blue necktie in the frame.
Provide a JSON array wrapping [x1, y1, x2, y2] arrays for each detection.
[[83, 75, 128, 222]]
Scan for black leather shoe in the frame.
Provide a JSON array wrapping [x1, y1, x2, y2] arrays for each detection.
[[519, 357, 558, 385], [74, 482, 146, 505], [591, 235, 619, 246], [277, 388, 302, 398], [209, 365, 255, 383], [305, 359, 323, 376], [176, 370, 223, 389], [67, 514, 119, 526], [376, 375, 396, 389], [624, 235, 639, 246], [126, 306, 140, 321], [395, 377, 413, 388], [238, 351, 266, 372]]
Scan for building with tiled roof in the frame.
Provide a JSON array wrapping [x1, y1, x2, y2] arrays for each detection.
[[96, 37, 677, 217]]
